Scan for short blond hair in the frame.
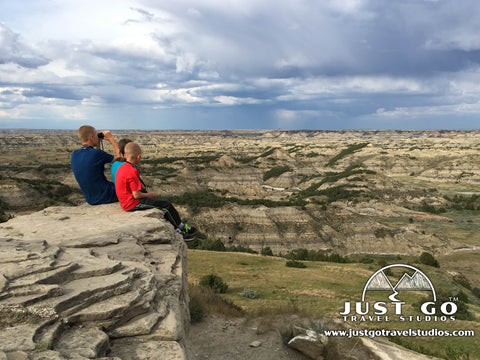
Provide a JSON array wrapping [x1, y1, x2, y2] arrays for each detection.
[[124, 142, 142, 157], [78, 125, 96, 143]]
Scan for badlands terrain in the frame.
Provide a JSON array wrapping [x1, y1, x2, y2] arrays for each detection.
[[1, 129, 480, 359], [0, 129, 480, 286]]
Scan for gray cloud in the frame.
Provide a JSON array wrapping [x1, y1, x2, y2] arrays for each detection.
[[1, 1, 480, 128], [142, 0, 480, 78], [22, 86, 84, 101], [0, 23, 50, 68]]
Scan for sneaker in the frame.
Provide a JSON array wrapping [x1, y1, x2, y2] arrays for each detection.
[[177, 224, 197, 240]]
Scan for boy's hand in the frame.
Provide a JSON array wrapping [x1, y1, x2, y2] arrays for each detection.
[[100, 130, 121, 159], [133, 190, 157, 199], [101, 130, 114, 142]]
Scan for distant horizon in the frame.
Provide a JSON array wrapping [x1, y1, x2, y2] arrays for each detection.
[[1, 127, 479, 132]]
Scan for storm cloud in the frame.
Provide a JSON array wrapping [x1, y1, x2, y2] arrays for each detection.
[[1, 0, 480, 129]]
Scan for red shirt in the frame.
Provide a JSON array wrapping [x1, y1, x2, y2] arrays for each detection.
[[115, 162, 141, 211]]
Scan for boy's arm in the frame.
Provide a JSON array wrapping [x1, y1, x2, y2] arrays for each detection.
[[132, 190, 157, 199], [102, 130, 121, 161]]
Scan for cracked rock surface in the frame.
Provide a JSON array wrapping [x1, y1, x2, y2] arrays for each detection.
[[0, 203, 189, 359]]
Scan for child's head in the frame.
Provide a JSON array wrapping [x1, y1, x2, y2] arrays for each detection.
[[78, 125, 100, 146], [118, 138, 133, 156], [124, 142, 142, 164]]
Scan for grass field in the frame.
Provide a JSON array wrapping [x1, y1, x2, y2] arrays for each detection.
[[188, 249, 480, 360], [188, 249, 370, 317], [394, 175, 480, 193], [379, 209, 480, 290]]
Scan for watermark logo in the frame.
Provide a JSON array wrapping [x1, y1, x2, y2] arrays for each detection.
[[341, 264, 457, 323], [363, 264, 436, 301]]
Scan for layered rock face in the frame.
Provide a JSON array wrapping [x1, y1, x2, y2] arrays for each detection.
[[187, 202, 457, 256], [0, 204, 189, 359]]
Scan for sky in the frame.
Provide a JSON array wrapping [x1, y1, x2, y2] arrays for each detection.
[[1, 0, 480, 130]]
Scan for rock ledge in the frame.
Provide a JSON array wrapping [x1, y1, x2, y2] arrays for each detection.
[[0, 203, 189, 359]]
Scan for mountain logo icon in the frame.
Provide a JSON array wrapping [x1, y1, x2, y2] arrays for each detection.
[[361, 264, 436, 302]]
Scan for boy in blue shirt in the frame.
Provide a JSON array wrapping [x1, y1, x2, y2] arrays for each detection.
[[71, 125, 121, 205]]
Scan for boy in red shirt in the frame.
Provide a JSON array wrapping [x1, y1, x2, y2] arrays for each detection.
[[115, 142, 196, 240]]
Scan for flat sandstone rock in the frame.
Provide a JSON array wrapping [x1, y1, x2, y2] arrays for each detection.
[[0, 203, 177, 247], [0, 204, 188, 360]]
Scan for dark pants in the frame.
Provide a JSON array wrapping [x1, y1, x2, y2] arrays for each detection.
[[129, 197, 182, 228]]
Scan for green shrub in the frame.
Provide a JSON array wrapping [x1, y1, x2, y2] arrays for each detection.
[[374, 228, 395, 238], [451, 300, 473, 321], [376, 259, 393, 275], [377, 259, 388, 267], [456, 290, 469, 303], [34, 341, 52, 352], [238, 288, 260, 299], [360, 256, 375, 264], [472, 287, 480, 299], [185, 237, 202, 249], [261, 247, 274, 256], [225, 246, 258, 254], [286, 248, 309, 260], [419, 202, 446, 214], [199, 239, 226, 252], [444, 193, 480, 211], [263, 166, 292, 181], [310, 185, 363, 203], [259, 147, 277, 158], [189, 295, 205, 323], [419, 252, 439, 267], [452, 273, 471, 290], [285, 248, 350, 263], [0, 199, 11, 223], [326, 143, 369, 167], [199, 274, 229, 293], [328, 253, 349, 263], [286, 260, 307, 268], [418, 288, 474, 321]]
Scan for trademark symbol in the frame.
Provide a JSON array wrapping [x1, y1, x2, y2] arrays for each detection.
[[449, 297, 459, 302]]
